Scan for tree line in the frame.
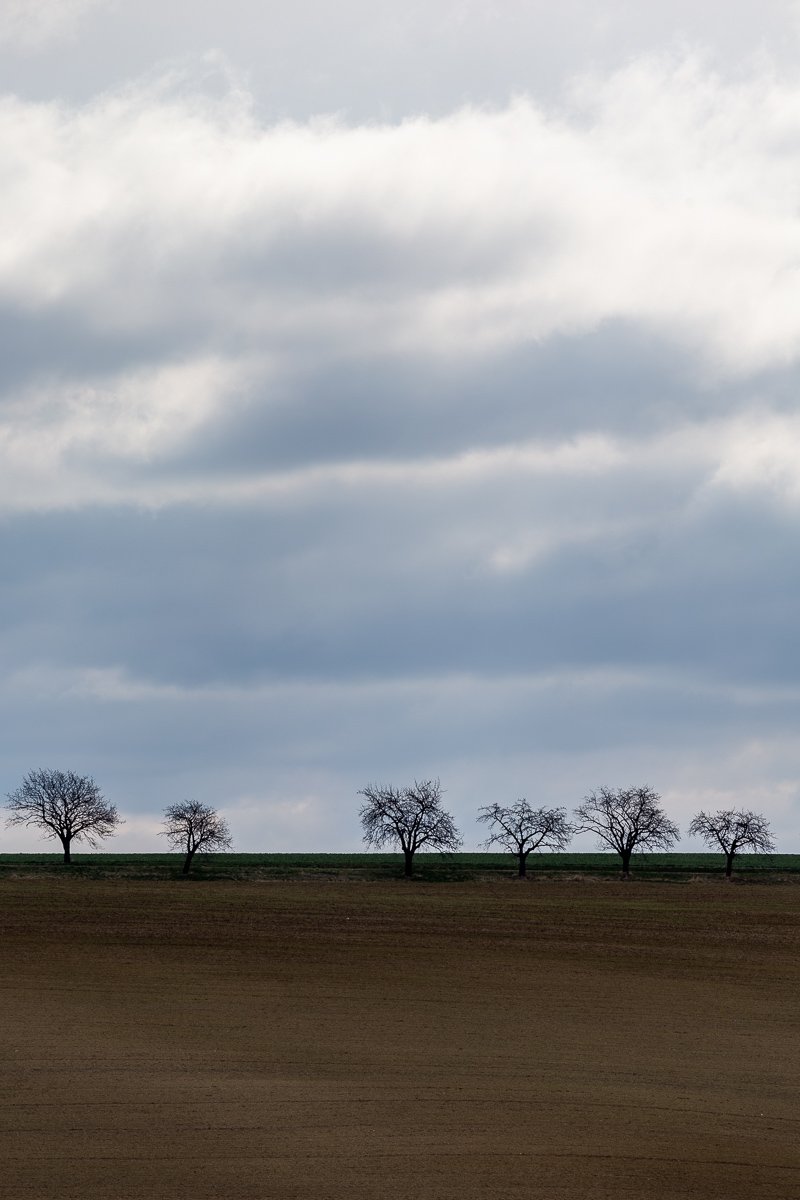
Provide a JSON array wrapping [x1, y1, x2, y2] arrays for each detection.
[[358, 779, 776, 878], [4, 768, 779, 879], [5, 770, 230, 874]]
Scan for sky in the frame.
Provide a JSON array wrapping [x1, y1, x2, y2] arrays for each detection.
[[2, 0, 800, 854]]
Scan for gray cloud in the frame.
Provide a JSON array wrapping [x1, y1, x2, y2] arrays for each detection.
[[2, 0, 799, 114], [1, 22, 800, 853]]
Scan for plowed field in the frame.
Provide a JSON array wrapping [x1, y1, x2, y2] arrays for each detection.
[[1, 879, 798, 1199]]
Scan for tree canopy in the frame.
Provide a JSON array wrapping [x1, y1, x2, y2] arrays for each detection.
[[359, 779, 461, 876], [478, 800, 573, 876], [161, 800, 233, 874], [574, 785, 679, 877], [5, 768, 121, 863], [689, 808, 775, 877]]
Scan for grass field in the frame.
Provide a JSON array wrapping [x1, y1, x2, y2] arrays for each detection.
[[0, 850, 798, 880], [1, 876, 798, 1199]]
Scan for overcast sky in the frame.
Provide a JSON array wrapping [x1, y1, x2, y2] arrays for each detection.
[[2, 0, 800, 854]]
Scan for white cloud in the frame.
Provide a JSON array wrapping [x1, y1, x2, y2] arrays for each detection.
[[0, 355, 254, 509], [102, 812, 162, 852], [2, 52, 800, 523], [707, 411, 800, 505], [1, 54, 800, 373], [223, 793, 332, 851], [0, 378, 794, 543], [0, 400, 697, 513]]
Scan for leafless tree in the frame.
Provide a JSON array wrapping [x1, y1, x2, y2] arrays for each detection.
[[358, 779, 461, 877], [689, 808, 775, 878], [478, 800, 574, 877], [160, 800, 233, 874], [5, 768, 121, 863], [573, 785, 679, 878]]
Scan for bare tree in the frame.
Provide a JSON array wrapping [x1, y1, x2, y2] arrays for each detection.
[[573, 785, 679, 878], [478, 800, 574, 877], [160, 800, 233, 874], [358, 779, 461, 877], [6, 768, 121, 863], [689, 808, 775, 878]]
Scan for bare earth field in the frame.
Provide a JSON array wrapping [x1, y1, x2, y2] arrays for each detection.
[[1, 879, 798, 1200]]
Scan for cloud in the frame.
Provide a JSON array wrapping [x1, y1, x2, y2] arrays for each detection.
[[2, 55, 800, 375], [707, 411, 800, 506], [4, 1, 799, 119], [0, 53, 799, 522], [2, 48, 800, 854], [0, 0, 108, 48], [0, 354, 254, 509], [2, 660, 799, 850]]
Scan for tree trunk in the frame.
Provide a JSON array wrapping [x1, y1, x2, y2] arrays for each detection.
[[518, 852, 527, 878], [403, 849, 414, 878], [182, 851, 194, 875], [725, 851, 734, 879], [61, 837, 71, 865], [620, 848, 631, 878]]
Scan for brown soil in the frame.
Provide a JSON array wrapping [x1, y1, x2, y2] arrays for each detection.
[[1, 879, 798, 1199]]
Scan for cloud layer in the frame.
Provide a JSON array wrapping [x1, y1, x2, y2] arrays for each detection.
[[2, 40, 800, 852]]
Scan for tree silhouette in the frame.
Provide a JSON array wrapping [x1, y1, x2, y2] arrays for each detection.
[[689, 808, 775, 878], [358, 779, 461, 877], [161, 800, 233, 874], [478, 800, 573, 877], [574, 785, 679, 878], [6, 769, 121, 863]]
